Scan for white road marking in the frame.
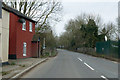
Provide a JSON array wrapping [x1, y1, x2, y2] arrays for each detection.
[[78, 58, 82, 61], [84, 62, 94, 70], [112, 61, 118, 64], [101, 75, 108, 80]]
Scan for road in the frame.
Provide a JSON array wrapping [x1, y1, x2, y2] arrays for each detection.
[[22, 49, 119, 79]]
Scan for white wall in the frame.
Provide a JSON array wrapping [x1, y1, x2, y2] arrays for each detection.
[[1, 9, 9, 63], [0, 19, 2, 63]]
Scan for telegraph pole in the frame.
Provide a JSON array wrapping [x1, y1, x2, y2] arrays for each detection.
[[117, 1, 120, 79], [118, 1, 120, 59]]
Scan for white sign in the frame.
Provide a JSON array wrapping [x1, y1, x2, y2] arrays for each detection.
[[105, 36, 107, 41]]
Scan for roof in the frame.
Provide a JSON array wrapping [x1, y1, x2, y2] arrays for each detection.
[[2, 3, 36, 23]]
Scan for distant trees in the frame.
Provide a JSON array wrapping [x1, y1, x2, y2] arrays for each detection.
[[45, 31, 57, 49], [58, 13, 118, 50], [36, 25, 57, 56], [84, 19, 98, 48]]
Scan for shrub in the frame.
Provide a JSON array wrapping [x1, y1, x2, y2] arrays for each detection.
[[2, 71, 10, 76], [9, 62, 16, 65], [19, 64, 26, 67]]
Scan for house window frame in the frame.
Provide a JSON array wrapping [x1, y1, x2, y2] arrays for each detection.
[[22, 21, 26, 31], [23, 42, 27, 56], [29, 22, 32, 32]]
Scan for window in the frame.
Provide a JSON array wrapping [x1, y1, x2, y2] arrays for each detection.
[[29, 22, 32, 32], [22, 21, 26, 30], [23, 42, 27, 56]]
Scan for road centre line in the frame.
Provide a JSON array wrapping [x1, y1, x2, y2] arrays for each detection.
[[77, 58, 108, 80], [78, 58, 83, 61], [101, 75, 108, 80], [84, 62, 94, 71]]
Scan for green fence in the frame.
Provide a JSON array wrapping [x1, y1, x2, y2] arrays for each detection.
[[96, 40, 119, 58]]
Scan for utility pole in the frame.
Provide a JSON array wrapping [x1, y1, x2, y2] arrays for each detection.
[[117, 2, 120, 79], [43, 38, 45, 50], [118, 1, 120, 58]]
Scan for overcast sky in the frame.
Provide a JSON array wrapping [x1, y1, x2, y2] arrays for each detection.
[[53, 0, 118, 36]]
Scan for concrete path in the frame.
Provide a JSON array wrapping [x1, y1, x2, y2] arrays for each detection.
[[2, 58, 47, 78]]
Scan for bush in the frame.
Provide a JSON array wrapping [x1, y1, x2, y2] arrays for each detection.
[[2, 71, 10, 76], [9, 62, 16, 65], [77, 47, 95, 54], [19, 64, 26, 67]]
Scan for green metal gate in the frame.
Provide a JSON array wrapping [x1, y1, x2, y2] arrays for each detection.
[[96, 41, 119, 58]]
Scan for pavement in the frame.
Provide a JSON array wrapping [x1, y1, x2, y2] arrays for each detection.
[[21, 49, 119, 79], [2, 58, 47, 79]]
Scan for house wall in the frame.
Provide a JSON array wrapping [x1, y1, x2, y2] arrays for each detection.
[[9, 12, 35, 59], [32, 42, 38, 58], [0, 19, 2, 62], [1, 9, 9, 62], [0, 2, 2, 61], [0, 19, 1, 33], [16, 19, 35, 59], [9, 13, 17, 59]]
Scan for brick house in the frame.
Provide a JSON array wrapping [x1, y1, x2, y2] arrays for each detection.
[[2, 3, 40, 59]]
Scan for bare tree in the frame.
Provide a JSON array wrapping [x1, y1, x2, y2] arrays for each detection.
[[3, 0, 63, 32], [100, 22, 118, 41]]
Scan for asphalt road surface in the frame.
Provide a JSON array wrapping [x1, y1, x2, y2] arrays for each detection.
[[22, 49, 119, 79]]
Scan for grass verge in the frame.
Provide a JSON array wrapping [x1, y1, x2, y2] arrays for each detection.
[[68, 49, 120, 62], [40, 49, 58, 58], [2, 71, 10, 76], [79, 51, 120, 62]]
